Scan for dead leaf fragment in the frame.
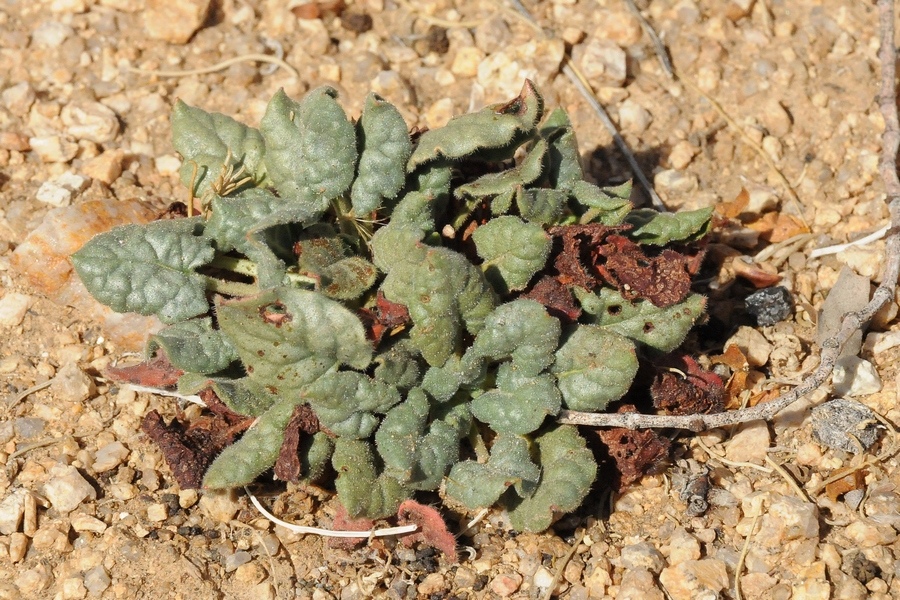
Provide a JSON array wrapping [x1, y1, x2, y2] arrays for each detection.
[[825, 470, 867, 502]]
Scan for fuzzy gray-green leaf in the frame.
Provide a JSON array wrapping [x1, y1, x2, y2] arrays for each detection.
[[469, 299, 560, 377], [350, 93, 411, 215], [446, 435, 540, 509], [471, 365, 560, 435], [624, 206, 714, 245], [455, 139, 547, 200], [551, 325, 638, 411], [472, 216, 551, 294], [205, 189, 282, 254], [375, 388, 430, 478], [71, 218, 213, 324], [517, 189, 568, 225], [333, 438, 409, 518], [571, 180, 632, 225], [260, 87, 357, 204], [540, 108, 582, 190], [148, 317, 237, 374], [303, 371, 401, 439]]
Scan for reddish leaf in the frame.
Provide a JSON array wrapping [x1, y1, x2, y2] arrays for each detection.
[[105, 352, 183, 388], [716, 188, 749, 220], [359, 291, 411, 346], [327, 504, 375, 550], [548, 223, 622, 289], [274, 404, 321, 483], [397, 500, 458, 562], [595, 407, 671, 490], [651, 355, 725, 416], [522, 275, 581, 322], [825, 470, 867, 502]]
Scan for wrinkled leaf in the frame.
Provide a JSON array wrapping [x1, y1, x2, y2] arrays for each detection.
[[172, 100, 266, 197], [469, 299, 560, 377], [577, 288, 706, 352], [421, 353, 485, 403], [373, 343, 421, 390], [261, 87, 357, 205], [333, 438, 409, 518], [540, 108, 582, 190], [205, 189, 282, 254], [216, 287, 372, 395], [148, 317, 238, 374], [518, 188, 568, 225], [370, 223, 429, 272], [551, 325, 638, 411], [571, 180, 632, 226], [389, 164, 452, 229], [455, 139, 547, 199], [302, 371, 401, 439], [446, 435, 540, 509], [375, 388, 430, 478], [351, 93, 411, 215], [472, 216, 551, 294], [506, 425, 597, 532], [624, 207, 713, 245], [72, 218, 213, 324], [470, 363, 561, 435]]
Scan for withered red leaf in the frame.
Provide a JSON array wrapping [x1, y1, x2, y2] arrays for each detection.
[[105, 352, 183, 388], [651, 355, 725, 416], [274, 404, 321, 483], [522, 275, 581, 322], [397, 500, 458, 562], [327, 504, 375, 550], [595, 409, 671, 490], [548, 223, 622, 289]]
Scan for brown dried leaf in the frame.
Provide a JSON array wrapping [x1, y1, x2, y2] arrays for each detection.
[[825, 470, 867, 502], [716, 188, 750, 220], [548, 223, 622, 289], [274, 404, 321, 483], [397, 500, 458, 562], [651, 355, 725, 415], [596, 413, 672, 490], [729, 256, 783, 288], [105, 352, 183, 388], [522, 275, 581, 322]]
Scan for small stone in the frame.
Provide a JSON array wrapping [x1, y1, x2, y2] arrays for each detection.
[[417, 573, 445, 596], [744, 286, 793, 326], [425, 98, 455, 129], [61, 102, 120, 144], [83, 566, 111, 596], [32, 523, 71, 551], [155, 154, 182, 176], [490, 573, 522, 598], [234, 562, 266, 585], [143, 0, 212, 43], [725, 326, 772, 367], [179, 488, 199, 509], [453, 566, 477, 589], [474, 15, 511, 54], [620, 542, 666, 574], [82, 150, 125, 184], [249, 582, 276, 600], [654, 169, 698, 195], [740, 572, 777, 598], [370, 70, 414, 106], [36, 171, 91, 207], [533, 566, 556, 590], [61, 576, 87, 600], [71, 514, 107, 534], [51, 362, 96, 403], [725, 421, 771, 464], [8, 532, 28, 563], [618, 99, 653, 134], [42, 464, 97, 513], [224, 550, 252, 573], [810, 398, 880, 453], [29, 135, 79, 163], [146, 503, 168, 522], [844, 520, 898, 548], [450, 47, 484, 78], [199, 490, 241, 522], [745, 184, 780, 213], [658, 559, 729, 600], [666, 527, 700, 566], [601, 10, 643, 46], [668, 140, 698, 170], [92, 441, 129, 473], [759, 100, 792, 138], [0, 292, 33, 327], [577, 39, 627, 87], [748, 493, 818, 548], [0, 489, 28, 534], [791, 562, 831, 600], [14, 417, 45, 438], [831, 357, 883, 398], [0, 131, 31, 151], [616, 569, 664, 600], [15, 564, 53, 596], [2, 82, 36, 116], [32, 21, 74, 47]]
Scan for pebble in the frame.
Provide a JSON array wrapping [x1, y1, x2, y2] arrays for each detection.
[[792, 562, 831, 600], [740, 572, 778, 598], [668, 140, 699, 170], [83, 566, 111, 596], [725, 420, 771, 464], [577, 39, 627, 87], [14, 417, 46, 438], [474, 15, 511, 54], [51, 362, 96, 403], [61, 576, 87, 599], [659, 559, 728, 600], [417, 573, 445, 596], [143, 0, 212, 44], [29, 135, 79, 163], [744, 493, 818, 547], [234, 562, 266, 585], [746, 184, 780, 213], [370, 70, 415, 106], [600, 10, 643, 46], [666, 527, 701, 566], [620, 542, 666, 574], [32, 522, 71, 551], [810, 397, 880, 453], [760, 100, 792, 138], [82, 149, 125, 184], [0, 489, 28, 534], [725, 325, 772, 367], [199, 490, 241, 523], [32, 20, 75, 47], [744, 286, 793, 326], [178, 488, 199, 509], [618, 99, 653, 134], [489, 573, 522, 598], [15, 564, 53, 596], [146, 503, 168, 522], [836, 246, 882, 279], [42, 463, 97, 513], [425, 98, 455, 129], [92, 441, 130, 473], [654, 169, 698, 195], [831, 357, 883, 398], [0, 292, 33, 327], [864, 328, 900, 355], [71, 514, 107, 534], [616, 569, 664, 600], [36, 171, 91, 207], [2, 81, 36, 116], [9, 531, 28, 562], [224, 550, 252, 573], [0, 131, 30, 152], [844, 520, 898, 548], [250, 582, 276, 600], [61, 102, 120, 144]]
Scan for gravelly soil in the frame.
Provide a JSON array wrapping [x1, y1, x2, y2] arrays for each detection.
[[2, 0, 900, 599]]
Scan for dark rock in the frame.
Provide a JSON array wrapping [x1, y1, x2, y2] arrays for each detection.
[[745, 286, 793, 325]]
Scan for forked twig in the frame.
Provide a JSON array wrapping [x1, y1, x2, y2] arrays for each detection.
[[558, 0, 900, 430]]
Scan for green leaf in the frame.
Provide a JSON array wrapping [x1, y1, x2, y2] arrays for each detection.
[[216, 288, 372, 395], [370, 223, 429, 272], [171, 100, 266, 197], [260, 87, 357, 205], [388, 164, 451, 229], [203, 396, 296, 489], [333, 438, 409, 518], [471, 363, 561, 435], [446, 435, 540, 509], [408, 81, 543, 170], [302, 371, 401, 439], [551, 325, 638, 411], [350, 93, 411, 215], [205, 189, 282, 254], [624, 206, 714, 245], [455, 139, 547, 200], [472, 216, 551, 294], [576, 288, 707, 352], [148, 318, 238, 374], [506, 425, 597, 532], [517, 189, 568, 225], [202, 377, 280, 417], [294, 231, 377, 299], [381, 247, 495, 366], [373, 343, 421, 391], [421, 353, 485, 403], [571, 180, 632, 226], [409, 400, 469, 490], [469, 299, 560, 376], [71, 218, 213, 324], [301, 432, 335, 482], [375, 388, 430, 478], [540, 108, 582, 190]]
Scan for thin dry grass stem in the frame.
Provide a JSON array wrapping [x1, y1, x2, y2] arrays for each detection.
[[127, 53, 299, 80], [694, 437, 772, 474], [505, 0, 667, 211], [539, 528, 586, 600], [734, 509, 763, 600], [764, 455, 812, 503], [809, 223, 891, 259], [4, 379, 54, 413], [396, 0, 491, 28]]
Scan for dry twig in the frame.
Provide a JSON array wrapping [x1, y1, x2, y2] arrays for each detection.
[[559, 0, 900, 430]]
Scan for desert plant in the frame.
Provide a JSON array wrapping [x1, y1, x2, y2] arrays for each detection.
[[72, 81, 712, 532]]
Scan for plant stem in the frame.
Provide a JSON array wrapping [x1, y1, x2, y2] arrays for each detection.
[[210, 254, 258, 277], [203, 276, 259, 297]]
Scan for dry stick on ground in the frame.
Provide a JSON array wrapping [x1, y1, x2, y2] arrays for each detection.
[[558, 0, 900, 431]]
